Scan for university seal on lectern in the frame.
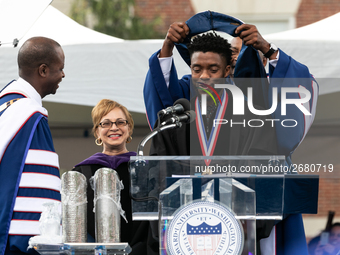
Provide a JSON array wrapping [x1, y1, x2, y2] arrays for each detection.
[[166, 201, 243, 255]]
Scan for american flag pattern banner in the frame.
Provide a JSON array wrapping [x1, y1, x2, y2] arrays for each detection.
[[187, 222, 222, 254]]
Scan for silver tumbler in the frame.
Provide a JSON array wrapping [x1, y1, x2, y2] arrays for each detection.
[[61, 171, 87, 243], [92, 168, 123, 243]]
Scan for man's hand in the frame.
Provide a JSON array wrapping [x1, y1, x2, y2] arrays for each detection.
[[160, 22, 190, 58], [323, 243, 336, 254], [235, 24, 278, 60]]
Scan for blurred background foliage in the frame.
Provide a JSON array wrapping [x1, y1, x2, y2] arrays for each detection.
[[70, 0, 164, 39]]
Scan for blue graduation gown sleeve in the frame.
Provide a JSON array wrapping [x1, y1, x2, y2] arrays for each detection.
[[276, 214, 309, 255], [268, 49, 319, 157], [266, 50, 317, 255], [143, 50, 191, 129]]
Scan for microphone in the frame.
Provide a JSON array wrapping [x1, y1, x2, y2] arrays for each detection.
[[158, 98, 190, 116], [137, 108, 195, 156], [161, 110, 196, 126]]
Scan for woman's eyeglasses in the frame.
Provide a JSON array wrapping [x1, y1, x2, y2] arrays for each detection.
[[99, 119, 128, 129]]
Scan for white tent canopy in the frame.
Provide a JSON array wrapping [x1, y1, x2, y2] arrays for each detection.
[[264, 12, 340, 95], [1, 1, 339, 117], [0, 4, 189, 115], [15, 4, 123, 46], [0, 0, 51, 46]]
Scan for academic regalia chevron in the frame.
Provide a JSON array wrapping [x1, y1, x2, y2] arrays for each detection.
[[0, 82, 61, 255]]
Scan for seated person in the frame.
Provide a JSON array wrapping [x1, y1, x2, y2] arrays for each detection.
[[324, 223, 340, 255], [308, 223, 340, 255], [72, 99, 148, 254]]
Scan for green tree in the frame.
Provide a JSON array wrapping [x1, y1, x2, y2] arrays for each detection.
[[70, 0, 163, 39]]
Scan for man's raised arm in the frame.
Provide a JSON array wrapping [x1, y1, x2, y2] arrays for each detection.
[[143, 22, 191, 129]]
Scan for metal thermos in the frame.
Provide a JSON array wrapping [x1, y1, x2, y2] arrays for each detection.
[[61, 171, 87, 242], [93, 168, 122, 243]]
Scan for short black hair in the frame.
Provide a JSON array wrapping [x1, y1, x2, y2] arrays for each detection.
[[331, 222, 340, 230], [187, 32, 232, 66], [18, 37, 61, 72]]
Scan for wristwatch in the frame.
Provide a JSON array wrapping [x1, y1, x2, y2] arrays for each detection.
[[263, 43, 278, 58]]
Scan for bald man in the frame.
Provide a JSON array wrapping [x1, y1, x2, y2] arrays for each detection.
[[0, 37, 65, 255]]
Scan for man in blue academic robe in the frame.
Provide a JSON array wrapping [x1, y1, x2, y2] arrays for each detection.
[[144, 11, 318, 164], [143, 11, 318, 255], [0, 37, 65, 255]]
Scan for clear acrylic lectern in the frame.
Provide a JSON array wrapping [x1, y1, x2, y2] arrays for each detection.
[[129, 155, 317, 255]]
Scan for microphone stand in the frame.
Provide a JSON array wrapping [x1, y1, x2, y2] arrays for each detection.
[[137, 122, 181, 156], [131, 122, 181, 203], [133, 122, 183, 245], [133, 119, 184, 229]]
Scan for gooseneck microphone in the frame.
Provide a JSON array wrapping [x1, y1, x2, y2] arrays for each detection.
[[157, 98, 190, 117], [137, 99, 195, 156], [160, 110, 196, 126]]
